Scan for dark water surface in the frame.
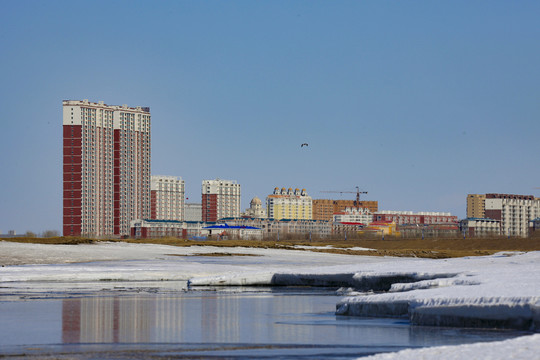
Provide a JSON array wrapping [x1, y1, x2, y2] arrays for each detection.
[[0, 284, 525, 359]]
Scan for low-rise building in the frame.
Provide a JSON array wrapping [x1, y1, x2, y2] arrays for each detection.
[[374, 211, 458, 225], [223, 217, 332, 238], [203, 223, 264, 240], [130, 219, 214, 239], [399, 224, 460, 238], [459, 218, 501, 237], [332, 207, 372, 235]]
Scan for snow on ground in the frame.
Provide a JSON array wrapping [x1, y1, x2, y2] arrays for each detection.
[[1, 241, 539, 335], [363, 333, 540, 360]]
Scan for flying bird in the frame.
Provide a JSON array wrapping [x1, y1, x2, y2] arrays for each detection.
[[301, 143, 309, 148]]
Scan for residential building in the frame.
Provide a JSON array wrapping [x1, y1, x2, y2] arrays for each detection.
[[223, 217, 332, 238], [467, 194, 486, 218], [313, 199, 378, 221], [63, 99, 151, 237], [185, 203, 202, 222], [201, 179, 241, 222], [459, 218, 501, 237], [399, 224, 458, 238], [373, 211, 458, 225], [484, 194, 540, 237], [332, 207, 373, 235], [151, 175, 185, 221], [266, 187, 312, 220], [130, 219, 214, 239], [333, 207, 373, 225]]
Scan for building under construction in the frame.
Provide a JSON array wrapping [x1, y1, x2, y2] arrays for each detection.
[[312, 199, 378, 221]]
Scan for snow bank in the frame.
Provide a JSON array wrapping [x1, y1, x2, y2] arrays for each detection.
[[363, 333, 540, 360], [336, 252, 540, 331]]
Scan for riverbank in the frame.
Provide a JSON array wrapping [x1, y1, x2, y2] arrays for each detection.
[[3, 235, 540, 259]]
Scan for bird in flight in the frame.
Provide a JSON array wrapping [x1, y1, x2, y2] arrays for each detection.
[[301, 143, 309, 147]]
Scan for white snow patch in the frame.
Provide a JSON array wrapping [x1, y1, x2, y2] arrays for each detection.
[[363, 333, 540, 360]]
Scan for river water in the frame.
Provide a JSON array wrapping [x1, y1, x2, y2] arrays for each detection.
[[0, 282, 525, 359]]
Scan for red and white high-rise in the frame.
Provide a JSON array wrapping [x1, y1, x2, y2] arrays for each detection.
[[63, 99, 151, 237]]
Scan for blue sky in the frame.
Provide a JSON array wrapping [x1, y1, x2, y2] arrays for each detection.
[[1, 1, 539, 234]]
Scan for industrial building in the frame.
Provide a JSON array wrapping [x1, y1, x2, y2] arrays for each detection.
[[63, 100, 151, 237]]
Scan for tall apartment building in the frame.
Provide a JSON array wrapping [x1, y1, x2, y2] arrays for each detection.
[[312, 199, 378, 221], [201, 179, 241, 222], [151, 175, 185, 221], [467, 194, 486, 218], [484, 194, 540, 237], [63, 99, 151, 237], [266, 187, 312, 220]]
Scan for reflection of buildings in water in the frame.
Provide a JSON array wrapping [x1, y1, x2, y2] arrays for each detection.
[[202, 295, 240, 343], [270, 295, 314, 343], [63, 293, 405, 345], [62, 297, 154, 343]]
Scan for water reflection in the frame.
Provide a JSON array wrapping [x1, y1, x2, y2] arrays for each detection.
[[61, 292, 330, 344], [57, 291, 520, 348]]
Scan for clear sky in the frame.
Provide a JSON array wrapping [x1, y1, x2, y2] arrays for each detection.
[[1, 1, 539, 234]]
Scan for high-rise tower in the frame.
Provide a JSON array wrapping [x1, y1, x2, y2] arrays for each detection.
[[63, 99, 151, 237]]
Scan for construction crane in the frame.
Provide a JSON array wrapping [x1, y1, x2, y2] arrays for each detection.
[[320, 186, 368, 208]]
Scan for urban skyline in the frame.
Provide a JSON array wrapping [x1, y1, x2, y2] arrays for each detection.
[[2, 1, 540, 234]]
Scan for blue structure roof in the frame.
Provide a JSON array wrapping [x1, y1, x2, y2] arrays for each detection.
[[203, 223, 262, 230]]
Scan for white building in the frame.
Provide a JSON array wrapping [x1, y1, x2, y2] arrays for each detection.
[[333, 207, 372, 225], [202, 179, 241, 222], [151, 175, 185, 221], [266, 187, 312, 220], [484, 194, 540, 237], [459, 218, 501, 237], [185, 203, 202, 222]]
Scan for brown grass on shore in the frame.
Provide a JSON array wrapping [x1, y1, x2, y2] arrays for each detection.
[[2, 235, 540, 259]]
